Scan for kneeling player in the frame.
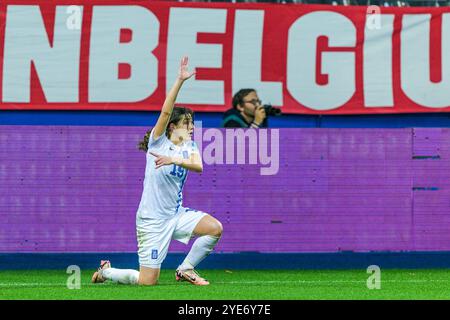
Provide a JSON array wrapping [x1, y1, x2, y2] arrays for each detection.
[[91, 57, 223, 286]]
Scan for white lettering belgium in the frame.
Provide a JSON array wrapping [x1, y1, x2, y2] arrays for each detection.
[[2, 6, 450, 109]]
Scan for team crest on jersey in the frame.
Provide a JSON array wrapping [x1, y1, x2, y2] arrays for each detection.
[[151, 249, 158, 259]]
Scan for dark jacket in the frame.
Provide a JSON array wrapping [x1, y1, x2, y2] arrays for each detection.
[[222, 108, 268, 128]]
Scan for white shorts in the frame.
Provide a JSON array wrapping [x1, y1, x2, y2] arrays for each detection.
[[136, 206, 208, 268]]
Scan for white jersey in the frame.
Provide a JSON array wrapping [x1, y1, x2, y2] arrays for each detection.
[[137, 129, 199, 220]]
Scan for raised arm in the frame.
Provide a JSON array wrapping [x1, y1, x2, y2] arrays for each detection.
[[152, 56, 195, 140]]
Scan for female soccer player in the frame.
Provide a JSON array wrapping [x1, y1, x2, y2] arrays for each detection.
[[91, 56, 223, 286]]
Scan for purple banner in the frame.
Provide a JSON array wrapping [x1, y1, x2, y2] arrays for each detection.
[[0, 126, 449, 253]]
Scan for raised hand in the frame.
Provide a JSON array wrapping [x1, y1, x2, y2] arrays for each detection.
[[177, 56, 195, 81]]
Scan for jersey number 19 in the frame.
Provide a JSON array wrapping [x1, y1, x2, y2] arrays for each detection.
[[169, 164, 185, 178]]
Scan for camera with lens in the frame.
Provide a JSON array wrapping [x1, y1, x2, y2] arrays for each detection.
[[263, 104, 282, 116]]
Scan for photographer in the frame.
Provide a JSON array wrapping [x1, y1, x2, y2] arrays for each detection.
[[222, 89, 270, 128]]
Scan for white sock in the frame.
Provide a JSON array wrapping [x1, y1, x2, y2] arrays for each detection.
[[178, 235, 220, 270], [101, 268, 139, 285]]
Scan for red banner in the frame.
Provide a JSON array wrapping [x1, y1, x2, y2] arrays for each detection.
[[1, 0, 450, 114]]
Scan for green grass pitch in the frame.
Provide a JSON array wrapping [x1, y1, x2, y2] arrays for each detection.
[[1, 269, 450, 300]]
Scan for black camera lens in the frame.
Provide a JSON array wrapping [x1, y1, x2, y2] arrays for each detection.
[[263, 104, 282, 116]]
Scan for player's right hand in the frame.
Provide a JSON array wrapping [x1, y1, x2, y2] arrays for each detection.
[[177, 56, 195, 82]]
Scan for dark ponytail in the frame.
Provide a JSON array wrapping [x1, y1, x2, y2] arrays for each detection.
[[137, 129, 152, 152]]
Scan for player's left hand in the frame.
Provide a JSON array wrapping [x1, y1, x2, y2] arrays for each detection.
[[150, 152, 173, 169]]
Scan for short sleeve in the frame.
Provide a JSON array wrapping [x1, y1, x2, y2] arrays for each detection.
[[180, 140, 200, 159], [189, 141, 200, 155], [148, 128, 169, 150]]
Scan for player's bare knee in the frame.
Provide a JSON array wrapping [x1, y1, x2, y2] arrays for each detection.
[[211, 220, 223, 237]]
